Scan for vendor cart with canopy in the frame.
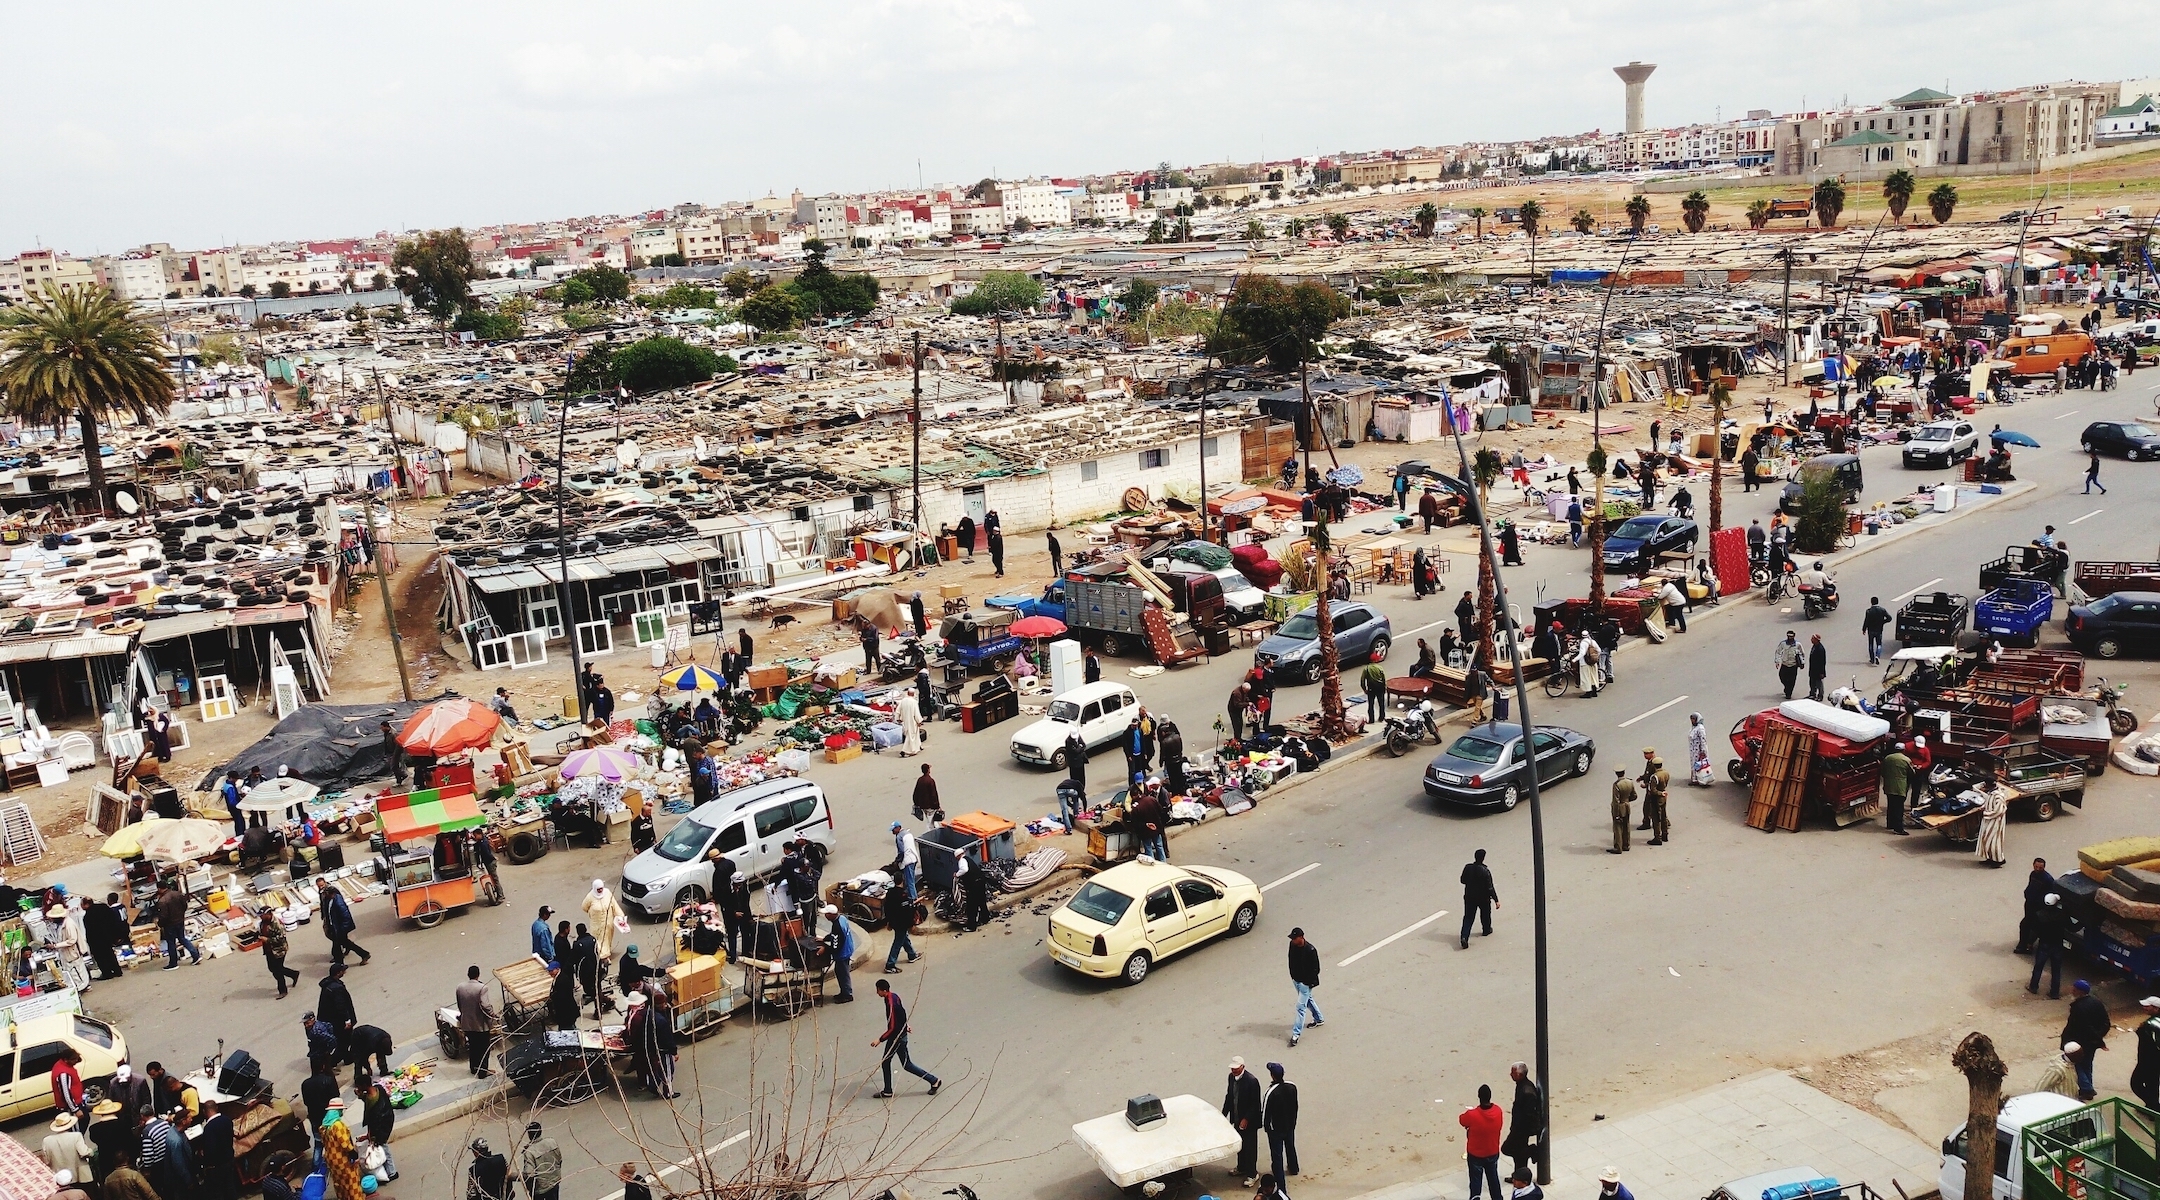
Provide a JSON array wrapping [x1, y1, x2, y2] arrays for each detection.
[[378, 786, 503, 927]]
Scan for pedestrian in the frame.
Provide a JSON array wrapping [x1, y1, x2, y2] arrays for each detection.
[[1226, 682, 1251, 744], [520, 1121, 563, 1200], [195, 1099, 239, 1200], [1774, 631, 1802, 700], [859, 619, 881, 672], [1084, 650, 1102, 685], [107, 1060, 153, 1122], [2029, 894, 2068, 998], [468, 1139, 512, 1200], [1566, 497, 1583, 547], [892, 822, 921, 900], [1046, 529, 1063, 578], [2019, 859, 2058, 953], [82, 893, 126, 981], [1576, 635, 1604, 698], [360, 1074, 397, 1180], [2064, 979, 2110, 1099], [1392, 470, 1410, 511], [138, 1109, 193, 1200], [871, 979, 941, 1097], [455, 964, 499, 1077], [221, 771, 244, 838], [583, 879, 622, 962], [823, 905, 856, 1002], [1862, 597, 1890, 665], [1459, 849, 1497, 949], [1608, 769, 1634, 855], [1503, 1062, 1543, 1182], [378, 721, 406, 786], [1459, 1084, 1505, 1200], [957, 851, 991, 930], [1686, 712, 1713, 787], [345, 1024, 394, 1079], [1740, 446, 1759, 492], [1263, 1063, 1299, 1181], [909, 591, 927, 639], [317, 962, 358, 1064], [1977, 784, 2009, 868], [1597, 1168, 1636, 1200], [1455, 590, 1476, 646], [1499, 521, 1523, 567], [883, 879, 920, 972], [1880, 742, 1912, 836], [1639, 748, 1670, 845], [1223, 1056, 1262, 1185], [530, 906, 555, 961], [1419, 487, 1441, 534], [1359, 660, 1388, 725], [48, 1048, 86, 1125], [909, 763, 944, 823], [2086, 448, 2108, 495], [898, 687, 924, 756], [592, 678, 615, 727], [1287, 927, 1324, 1046], [2134, 997, 2160, 1109], [42, 1112, 93, 1188], [1658, 577, 1688, 632], [317, 877, 370, 967], [988, 526, 1005, 577], [1566, 467, 1580, 495], [1806, 634, 1828, 702]]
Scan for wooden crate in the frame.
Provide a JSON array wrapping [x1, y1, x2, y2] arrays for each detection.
[[825, 743, 862, 764], [1746, 722, 1813, 832]]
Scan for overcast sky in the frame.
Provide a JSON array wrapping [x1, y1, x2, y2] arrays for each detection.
[[5, 1, 2152, 254]]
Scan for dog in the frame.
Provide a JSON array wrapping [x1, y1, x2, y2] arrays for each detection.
[[767, 612, 798, 631]]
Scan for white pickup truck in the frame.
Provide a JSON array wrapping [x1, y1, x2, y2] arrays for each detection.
[[1939, 1092, 2093, 1200]]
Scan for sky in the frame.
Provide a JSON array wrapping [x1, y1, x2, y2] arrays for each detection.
[[4, 1, 2154, 254]]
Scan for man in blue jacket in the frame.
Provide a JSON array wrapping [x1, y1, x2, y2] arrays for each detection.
[[317, 877, 371, 967], [530, 906, 555, 961]]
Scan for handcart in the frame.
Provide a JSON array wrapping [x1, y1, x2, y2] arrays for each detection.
[[1728, 701, 1890, 829], [495, 956, 556, 1034], [1071, 1094, 1241, 1189], [379, 785, 502, 927]]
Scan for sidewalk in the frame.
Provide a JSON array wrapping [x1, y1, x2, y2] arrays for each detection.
[[1351, 1071, 1941, 1200]]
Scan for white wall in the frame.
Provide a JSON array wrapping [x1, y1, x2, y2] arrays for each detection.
[[921, 431, 1225, 533]]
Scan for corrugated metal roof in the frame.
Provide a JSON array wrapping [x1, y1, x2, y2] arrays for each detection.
[[474, 568, 548, 594], [138, 611, 226, 644]]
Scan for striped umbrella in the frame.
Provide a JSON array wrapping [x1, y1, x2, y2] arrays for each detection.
[[560, 747, 642, 781], [397, 697, 501, 755], [660, 664, 726, 692]]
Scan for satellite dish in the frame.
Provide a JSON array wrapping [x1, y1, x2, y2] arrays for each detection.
[[207, 487, 223, 502], [114, 491, 139, 515], [693, 435, 709, 459]]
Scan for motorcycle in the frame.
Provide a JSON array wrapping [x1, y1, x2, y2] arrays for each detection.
[[1748, 543, 1771, 588], [1384, 700, 1446, 757], [1801, 580, 1840, 620], [879, 636, 930, 683], [2096, 679, 2139, 736]]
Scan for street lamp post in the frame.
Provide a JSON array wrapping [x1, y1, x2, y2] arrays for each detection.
[[557, 362, 588, 723]]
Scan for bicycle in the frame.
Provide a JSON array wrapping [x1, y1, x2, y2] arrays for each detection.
[[1542, 656, 1581, 698]]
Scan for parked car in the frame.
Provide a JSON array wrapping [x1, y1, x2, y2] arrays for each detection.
[[1903, 419, 1980, 468], [1147, 554, 1267, 624], [619, 779, 835, 916], [0, 1014, 127, 1121], [1253, 602, 1392, 684], [1778, 453, 1863, 514], [1009, 681, 1141, 769], [2081, 420, 2160, 461], [1938, 1092, 2088, 1200], [1045, 858, 1261, 984], [2065, 590, 2160, 659], [1600, 514, 1698, 573], [1422, 722, 1597, 811]]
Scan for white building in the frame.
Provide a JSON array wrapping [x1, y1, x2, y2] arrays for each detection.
[[995, 180, 1068, 227], [949, 205, 1006, 235], [0, 250, 98, 302], [2099, 94, 2158, 140], [631, 226, 679, 264], [92, 256, 170, 301], [1076, 192, 1135, 223]]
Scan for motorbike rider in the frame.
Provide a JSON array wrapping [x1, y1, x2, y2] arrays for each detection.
[[1797, 560, 1836, 611]]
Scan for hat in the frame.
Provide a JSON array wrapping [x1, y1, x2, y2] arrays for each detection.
[[2045, 893, 2061, 906], [114, 1064, 131, 1082], [2142, 997, 2160, 1009], [627, 992, 648, 1007], [591, 879, 606, 891], [1288, 927, 1304, 939], [91, 1099, 123, 1117], [1229, 1056, 1245, 1069], [2064, 1042, 2082, 1054], [49, 1113, 77, 1132], [1266, 1062, 1285, 1078], [1642, 747, 1656, 757], [1600, 1168, 1624, 1185], [2076, 979, 2092, 993], [538, 906, 552, 918], [891, 821, 904, 831], [821, 904, 838, 916], [45, 905, 64, 919]]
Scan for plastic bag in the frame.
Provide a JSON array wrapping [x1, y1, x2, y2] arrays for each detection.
[[775, 749, 812, 774]]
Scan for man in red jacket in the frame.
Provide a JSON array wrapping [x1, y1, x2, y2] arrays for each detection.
[[1459, 1083, 1504, 1200]]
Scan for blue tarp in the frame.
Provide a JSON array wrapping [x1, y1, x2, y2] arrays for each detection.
[[1550, 269, 1612, 284]]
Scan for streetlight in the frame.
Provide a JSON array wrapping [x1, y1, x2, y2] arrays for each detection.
[[557, 357, 588, 723]]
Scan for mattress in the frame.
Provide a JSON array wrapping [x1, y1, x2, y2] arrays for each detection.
[[1775, 699, 1891, 743]]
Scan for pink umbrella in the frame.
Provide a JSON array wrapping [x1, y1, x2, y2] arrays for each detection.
[[1008, 615, 1067, 638], [560, 747, 641, 780], [398, 697, 501, 755]]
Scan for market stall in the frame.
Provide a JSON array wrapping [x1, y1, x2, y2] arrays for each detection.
[[378, 786, 500, 927]]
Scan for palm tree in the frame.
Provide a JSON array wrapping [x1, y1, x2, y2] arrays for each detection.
[[1681, 190, 1711, 233], [1467, 206, 1487, 239], [1746, 198, 1773, 229], [1813, 177, 1847, 228], [1415, 202, 1440, 238], [1472, 448, 1504, 669], [1587, 446, 1610, 605], [0, 286, 176, 505], [1173, 217, 1193, 242], [1624, 195, 1651, 236], [1243, 218, 1266, 242], [1882, 169, 1918, 222], [1324, 212, 1352, 241], [1518, 200, 1543, 284], [1952, 1033, 2006, 1200], [1570, 209, 1596, 234], [1928, 183, 1960, 224]]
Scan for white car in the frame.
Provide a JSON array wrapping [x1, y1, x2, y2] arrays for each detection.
[[1151, 558, 1267, 624], [1903, 419, 1979, 468], [1009, 681, 1139, 770]]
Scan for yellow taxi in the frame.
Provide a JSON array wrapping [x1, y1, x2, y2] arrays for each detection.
[[1047, 857, 1262, 985], [0, 1012, 128, 1121]]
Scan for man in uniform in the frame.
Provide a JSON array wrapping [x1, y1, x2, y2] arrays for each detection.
[[1608, 769, 1635, 855], [1640, 748, 1671, 846]]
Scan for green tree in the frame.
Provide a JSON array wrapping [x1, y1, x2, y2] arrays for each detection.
[[642, 283, 720, 311], [739, 285, 799, 331], [452, 307, 521, 340], [1746, 199, 1773, 229], [609, 336, 730, 393], [1813, 177, 1847, 228], [1324, 212, 1351, 241], [1416, 202, 1440, 237], [786, 239, 879, 317], [1208, 275, 1349, 371], [1928, 183, 1960, 224], [1681, 190, 1711, 233], [966, 177, 998, 201], [530, 254, 555, 269], [1882, 169, 1918, 222], [390, 228, 477, 318], [951, 271, 1044, 316], [266, 280, 291, 299], [1171, 217, 1193, 242], [1517, 199, 1543, 237], [197, 333, 245, 367], [0, 286, 176, 502], [1284, 217, 1307, 238], [1570, 209, 1596, 233], [1144, 218, 1168, 244], [657, 253, 687, 267], [369, 271, 389, 291], [567, 265, 631, 303], [1792, 462, 1850, 554], [720, 270, 756, 299], [1624, 194, 1651, 235], [1119, 278, 1158, 311], [559, 277, 596, 306], [1010, 216, 1034, 233], [1467, 206, 1487, 239], [237, 284, 257, 298]]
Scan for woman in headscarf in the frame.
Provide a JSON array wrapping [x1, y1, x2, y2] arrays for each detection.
[[1976, 785, 2010, 868], [1686, 713, 1713, 787], [320, 1103, 363, 1200], [1410, 547, 1429, 599], [582, 881, 621, 961], [547, 962, 581, 1030], [898, 688, 922, 757]]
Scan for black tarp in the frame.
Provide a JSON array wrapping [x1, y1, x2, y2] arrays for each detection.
[[199, 695, 451, 791]]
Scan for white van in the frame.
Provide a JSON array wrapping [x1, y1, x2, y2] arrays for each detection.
[[1009, 681, 1140, 770], [1939, 1092, 2091, 1200], [619, 778, 834, 916]]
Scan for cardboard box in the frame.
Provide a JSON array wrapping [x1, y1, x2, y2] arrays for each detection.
[[746, 665, 789, 690], [670, 955, 720, 1002], [825, 743, 862, 764], [939, 583, 965, 602]]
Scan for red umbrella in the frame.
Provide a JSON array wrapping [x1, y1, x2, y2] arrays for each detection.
[[398, 697, 501, 756], [1008, 615, 1067, 638]]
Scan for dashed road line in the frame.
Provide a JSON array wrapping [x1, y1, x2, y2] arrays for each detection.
[[1262, 863, 1322, 892], [595, 1130, 750, 1200], [2069, 509, 2104, 525], [1618, 695, 1688, 729], [1892, 577, 1943, 603], [1339, 910, 1450, 967]]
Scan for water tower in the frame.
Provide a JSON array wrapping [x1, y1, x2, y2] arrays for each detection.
[[1614, 62, 1657, 134]]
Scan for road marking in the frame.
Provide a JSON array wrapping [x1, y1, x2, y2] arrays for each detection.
[[1398, 617, 1452, 638], [1892, 577, 1943, 603], [1339, 910, 1450, 967], [2053, 409, 2081, 420], [596, 1130, 750, 1200], [1262, 863, 1321, 892], [2069, 509, 2104, 525], [1618, 695, 1688, 729]]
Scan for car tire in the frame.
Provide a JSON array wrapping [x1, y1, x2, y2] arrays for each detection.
[[2082, 442, 2095, 455], [1050, 747, 1069, 771], [1299, 660, 1319, 686], [1572, 749, 1593, 777], [1121, 951, 1152, 986], [1230, 902, 1259, 936], [2031, 796, 2059, 823], [1728, 757, 1750, 784], [1368, 636, 1391, 664], [674, 885, 707, 910], [1500, 784, 1520, 811], [1100, 633, 1126, 657], [2096, 637, 2124, 659]]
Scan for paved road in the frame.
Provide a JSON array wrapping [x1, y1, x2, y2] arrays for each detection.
[[33, 376, 2160, 1199]]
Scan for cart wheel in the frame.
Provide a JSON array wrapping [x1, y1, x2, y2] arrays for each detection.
[[1727, 758, 1750, 784], [483, 874, 506, 906], [536, 1066, 603, 1109], [413, 900, 446, 928], [438, 1023, 466, 1059]]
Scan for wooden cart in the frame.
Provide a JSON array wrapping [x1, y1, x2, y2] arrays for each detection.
[[743, 958, 825, 1018], [495, 957, 556, 1034]]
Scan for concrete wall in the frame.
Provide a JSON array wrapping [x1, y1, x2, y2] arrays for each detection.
[[1634, 136, 2160, 194], [917, 432, 1231, 533]]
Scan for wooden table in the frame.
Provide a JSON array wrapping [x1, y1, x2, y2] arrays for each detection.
[[1234, 620, 1280, 647]]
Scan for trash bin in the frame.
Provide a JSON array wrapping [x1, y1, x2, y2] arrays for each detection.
[[946, 811, 1017, 862], [919, 825, 979, 892], [1932, 486, 1956, 513]]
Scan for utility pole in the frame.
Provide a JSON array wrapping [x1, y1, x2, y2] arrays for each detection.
[[371, 505, 414, 701], [558, 365, 589, 722], [910, 332, 923, 534], [1780, 248, 1795, 386], [1196, 373, 1209, 544]]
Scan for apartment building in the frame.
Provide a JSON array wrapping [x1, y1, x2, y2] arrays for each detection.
[[949, 204, 1006, 235], [1782, 83, 2119, 177], [90, 255, 170, 300], [994, 180, 1068, 227], [1339, 155, 1452, 187], [789, 196, 853, 243], [1074, 192, 1134, 224], [0, 250, 99, 302], [631, 226, 679, 264]]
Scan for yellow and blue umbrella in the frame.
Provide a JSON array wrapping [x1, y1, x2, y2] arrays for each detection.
[[660, 664, 726, 692]]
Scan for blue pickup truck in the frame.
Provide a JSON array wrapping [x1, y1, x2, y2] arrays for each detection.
[[1974, 578, 2054, 648], [988, 584, 1067, 624]]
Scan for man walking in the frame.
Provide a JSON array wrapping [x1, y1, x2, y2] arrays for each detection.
[[1640, 749, 1670, 846], [892, 822, 920, 900], [1459, 850, 1498, 949], [155, 878, 199, 970], [1880, 742, 1912, 836], [1456, 591, 1477, 647], [530, 906, 555, 961], [1287, 928, 1323, 1047], [2086, 448, 2108, 495], [859, 620, 880, 673], [379, 721, 406, 787], [1862, 596, 1891, 665], [1262, 1063, 1299, 1182], [2064, 980, 2110, 1100], [1459, 1084, 1505, 1200], [1608, 768, 1634, 854], [317, 877, 370, 967], [455, 965, 498, 1078], [1503, 1062, 1544, 1183], [2018, 858, 2058, 953], [882, 884, 920, 973], [1046, 529, 1062, 578], [2029, 893, 2068, 999], [1806, 634, 1828, 702], [1774, 631, 1802, 700], [518, 1122, 563, 1200], [1223, 1057, 1263, 1186], [823, 905, 855, 1003], [870, 979, 941, 1098], [316, 964, 358, 1067], [1393, 470, 1410, 511]]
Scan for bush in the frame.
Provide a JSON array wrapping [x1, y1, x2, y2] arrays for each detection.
[[452, 307, 521, 340], [740, 285, 799, 331], [610, 336, 728, 392], [1793, 466, 1849, 554], [640, 283, 720, 311]]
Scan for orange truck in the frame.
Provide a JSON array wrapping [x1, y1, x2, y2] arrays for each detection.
[[1992, 331, 2096, 376]]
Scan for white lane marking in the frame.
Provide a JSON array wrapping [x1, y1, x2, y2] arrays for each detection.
[[1339, 910, 1450, 967], [2053, 409, 2081, 420], [1892, 577, 1943, 603], [1398, 617, 1452, 638], [596, 1130, 750, 1200], [1618, 695, 1689, 729], [1262, 863, 1322, 892], [2069, 509, 2104, 525]]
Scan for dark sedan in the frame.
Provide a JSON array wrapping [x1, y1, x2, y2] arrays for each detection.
[[2066, 591, 2160, 659], [2081, 421, 2160, 461], [1600, 514, 1697, 574], [1422, 723, 1596, 811]]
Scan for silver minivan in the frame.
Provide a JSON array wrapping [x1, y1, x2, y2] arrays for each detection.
[[619, 778, 835, 917]]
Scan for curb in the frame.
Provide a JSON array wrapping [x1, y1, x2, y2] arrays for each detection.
[[914, 865, 1091, 936], [395, 1076, 509, 1137]]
